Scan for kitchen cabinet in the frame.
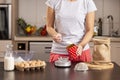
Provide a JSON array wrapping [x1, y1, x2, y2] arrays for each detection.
[[0, 40, 12, 61], [13, 36, 120, 65], [89, 42, 94, 55], [111, 42, 120, 66], [13, 36, 52, 51], [14, 41, 28, 51], [29, 41, 52, 62], [13, 37, 53, 61], [0, 40, 12, 53]]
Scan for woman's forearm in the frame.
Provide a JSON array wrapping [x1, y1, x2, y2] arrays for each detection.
[[46, 26, 58, 37], [46, 6, 58, 37], [78, 11, 95, 47], [79, 30, 93, 47]]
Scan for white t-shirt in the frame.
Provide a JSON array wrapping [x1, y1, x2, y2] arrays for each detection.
[[46, 0, 97, 54]]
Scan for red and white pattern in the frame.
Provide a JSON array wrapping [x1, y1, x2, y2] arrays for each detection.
[[67, 45, 78, 61]]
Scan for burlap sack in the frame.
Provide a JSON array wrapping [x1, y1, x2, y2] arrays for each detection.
[[92, 38, 111, 62]]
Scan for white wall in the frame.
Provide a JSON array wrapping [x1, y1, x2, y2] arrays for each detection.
[[18, 0, 120, 36], [18, 0, 47, 28], [94, 0, 120, 36]]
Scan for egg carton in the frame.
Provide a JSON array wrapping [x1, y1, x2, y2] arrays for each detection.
[[15, 65, 45, 71], [15, 60, 46, 71]]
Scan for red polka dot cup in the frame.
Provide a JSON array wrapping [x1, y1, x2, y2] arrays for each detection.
[[66, 44, 78, 61]]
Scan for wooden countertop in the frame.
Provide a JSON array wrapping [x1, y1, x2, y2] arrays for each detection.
[[14, 36, 120, 42], [0, 62, 120, 80], [93, 36, 120, 42], [14, 36, 52, 41]]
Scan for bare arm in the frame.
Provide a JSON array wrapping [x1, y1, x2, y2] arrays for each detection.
[[76, 11, 95, 55], [46, 6, 62, 42], [78, 11, 95, 47], [46, 6, 57, 36]]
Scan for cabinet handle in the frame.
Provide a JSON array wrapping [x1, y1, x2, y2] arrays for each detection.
[[45, 47, 51, 49], [45, 47, 51, 53]]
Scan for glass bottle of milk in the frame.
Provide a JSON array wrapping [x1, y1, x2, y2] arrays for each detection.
[[4, 44, 14, 71]]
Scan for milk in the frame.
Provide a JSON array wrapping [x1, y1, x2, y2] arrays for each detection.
[[4, 56, 14, 71], [4, 44, 14, 71]]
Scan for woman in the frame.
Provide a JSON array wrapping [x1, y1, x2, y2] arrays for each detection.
[[45, 0, 97, 62]]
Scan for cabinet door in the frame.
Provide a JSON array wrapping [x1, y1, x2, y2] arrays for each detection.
[[0, 40, 12, 62], [29, 42, 52, 62], [89, 42, 94, 55], [111, 42, 120, 66], [0, 40, 12, 52]]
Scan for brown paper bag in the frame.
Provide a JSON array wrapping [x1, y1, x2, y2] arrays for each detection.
[[92, 38, 111, 62]]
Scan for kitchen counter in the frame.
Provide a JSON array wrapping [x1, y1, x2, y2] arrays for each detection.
[[0, 62, 120, 80], [14, 36, 52, 41], [93, 36, 120, 42], [14, 36, 120, 42]]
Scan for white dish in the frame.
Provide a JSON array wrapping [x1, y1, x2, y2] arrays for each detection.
[[54, 57, 71, 67], [74, 62, 88, 71]]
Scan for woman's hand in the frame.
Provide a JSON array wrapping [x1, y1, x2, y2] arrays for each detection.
[[76, 45, 83, 56], [53, 33, 62, 43]]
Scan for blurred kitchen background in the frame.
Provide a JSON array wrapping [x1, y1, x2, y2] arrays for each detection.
[[18, 0, 120, 36], [1, 0, 120, 65]]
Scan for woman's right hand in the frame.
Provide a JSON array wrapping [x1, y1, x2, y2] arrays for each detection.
[[53, 33, 62, 43]]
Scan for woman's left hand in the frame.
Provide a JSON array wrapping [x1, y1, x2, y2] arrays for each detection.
[[76, 45, 83, 56]]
